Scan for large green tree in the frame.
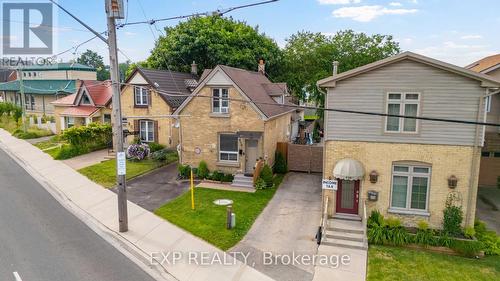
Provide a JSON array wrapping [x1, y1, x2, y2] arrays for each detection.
[[280, 30, 400, 111], [146, 15, 282, 76], [77, 49, 110, 81]]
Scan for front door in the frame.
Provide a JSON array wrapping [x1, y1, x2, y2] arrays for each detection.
[[336, 180, 360, 214], [245, 139, 258, 175]]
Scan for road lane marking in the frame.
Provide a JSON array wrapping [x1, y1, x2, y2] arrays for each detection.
[[13, 271, 22, 281]]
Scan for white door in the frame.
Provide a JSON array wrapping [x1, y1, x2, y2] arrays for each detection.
[[245, 139, 258, 175]]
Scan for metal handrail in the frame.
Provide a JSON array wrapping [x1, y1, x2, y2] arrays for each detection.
[[317, 196, 329, 245], [362, 199, 368, 246]]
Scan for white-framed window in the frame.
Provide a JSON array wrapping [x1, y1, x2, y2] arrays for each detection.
[[134, 86, 149, 106], [390, 164, 431, 211], [485, 96, 491, 113], [386, 92, 420, 133], [65, 116, 75, 128], [219, 134, 238, 162], [212, 88, 229, 114], [139, 120, 154, 142]]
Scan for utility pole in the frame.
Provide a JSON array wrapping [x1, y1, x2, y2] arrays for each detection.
[[105, 0, 127, 232]]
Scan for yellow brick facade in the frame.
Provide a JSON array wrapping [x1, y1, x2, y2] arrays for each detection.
[[323, 140, 480, 228], [120, 84, 179, 148], [179, 86, 291, 174]]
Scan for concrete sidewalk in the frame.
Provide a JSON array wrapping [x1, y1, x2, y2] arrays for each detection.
[[0, 129, 274, 281], [62, 149, 110, 170]]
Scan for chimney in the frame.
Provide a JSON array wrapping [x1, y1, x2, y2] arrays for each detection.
[[258, 59, 265, 75], [191, 61, 198, 75], [332, 61, 339, 75]]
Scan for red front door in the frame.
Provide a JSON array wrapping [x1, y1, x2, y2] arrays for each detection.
[[336, 180, 360, 214]]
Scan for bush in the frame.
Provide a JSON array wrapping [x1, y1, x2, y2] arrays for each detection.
[[464, 226, 476, 239], [62, 123, 112, 148], [368, 210, 384, 228], [126, 144, 150, 161], [368, 223, 388, 245], [55, 145, 87, 160], [221, 173, 234, 182], [12, 105, 22, 123], [450, 239, 484, 258], [197, 160, 209, 179], [443, 205, 463, 236], [260, 164, 274, 188], [387, 226, 410, 246], [177, 164, 191, 179], [147, 142, 165, 153], [209, 170, 223, 181], [273, 151, 287, 174], [475, 220, 500, 255], [254, 178, 267, 190], [151, 148, 177, 162]]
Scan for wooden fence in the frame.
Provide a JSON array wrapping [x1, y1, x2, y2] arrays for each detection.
[[277, 142, 323, 173]]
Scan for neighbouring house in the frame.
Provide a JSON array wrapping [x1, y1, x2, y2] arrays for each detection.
[[174, 60, 301, 185], [466, 54, 500, 187], [317, 51, 500, 228], [52, 80, 112, 133], [120, 66, 199, 148], [0, 63, 97, 116]]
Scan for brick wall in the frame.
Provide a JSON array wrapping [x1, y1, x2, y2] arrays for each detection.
[[323, 140, 480, 228]]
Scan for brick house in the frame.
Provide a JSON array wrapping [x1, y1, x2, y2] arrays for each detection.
[[173, 62, 300, 183], [52, 80, 112, 133], [120, 67, 198, 148], [466, 54, 500, 187], [317, 52, 500, 228]]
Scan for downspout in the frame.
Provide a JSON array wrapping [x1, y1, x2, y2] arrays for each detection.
[[176, 116, 183, 164], [465, 89, 487, 226]]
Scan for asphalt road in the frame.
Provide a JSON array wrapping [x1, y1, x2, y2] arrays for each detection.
[[0, 148, 156, 281]]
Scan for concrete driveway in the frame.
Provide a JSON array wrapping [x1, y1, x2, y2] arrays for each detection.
[[231, 172, 322, 281], [111, 163, 190, 211], [476, 186, 500, 234]]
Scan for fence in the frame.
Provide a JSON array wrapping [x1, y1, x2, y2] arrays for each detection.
[[277, 142, 323, 173]]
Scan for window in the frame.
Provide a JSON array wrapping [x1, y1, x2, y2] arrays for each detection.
[[212, 88, 229, 113], [391, 164, 430, 211], [33, 72, 37, 77], [65, 117, 75, 128], [134, 86, 149, 106], [103, 114, 111, 124], [25, 95, 34, 110], [81, 92, 91, 105], [485, 96, 491, 113], [219, 134, 238, 162], [481, 151, 491, 157], [139, 120, 154, 142], [386, 92, 420, 133]]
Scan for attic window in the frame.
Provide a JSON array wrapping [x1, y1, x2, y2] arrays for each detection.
[[81, 91, 91, 105], [212, 88, 229, 114]]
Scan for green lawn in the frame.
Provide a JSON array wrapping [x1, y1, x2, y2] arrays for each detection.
[[154, 174, 285, 250], [368, 245, 500, 281], [78, 158, 168, 188], [0, 116, 52, 138], [33, 136, 65, 150]]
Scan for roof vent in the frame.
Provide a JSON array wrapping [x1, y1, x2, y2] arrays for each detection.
[[153, 82, 160, 88]]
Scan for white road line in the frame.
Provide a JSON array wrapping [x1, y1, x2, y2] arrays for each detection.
[[13, 271, 22, 281]]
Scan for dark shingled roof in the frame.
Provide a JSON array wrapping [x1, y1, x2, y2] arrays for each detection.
[[218, 65, 293, 118], [131, 68, 198, 108]]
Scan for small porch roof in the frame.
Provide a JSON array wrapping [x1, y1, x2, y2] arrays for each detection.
[[333, 159, 365, 180], [237, 131, 263, 140], [59, 106, 99, 117]]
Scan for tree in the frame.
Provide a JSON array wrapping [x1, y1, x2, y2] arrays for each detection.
[[146, 15, 282, 76], [118, 60, 131, 82], [77, 49, 110, 81], [280, 30, 400, 115]]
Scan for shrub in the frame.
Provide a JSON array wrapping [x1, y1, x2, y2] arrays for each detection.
[[55, 145, 87, 160], [209, 170, 223, 181], [151, 148, 176, 162], [260, 164, 274, 188], [221, 173, 234, 182], [385, 217, 402, 228], [368, 223, 388, 245], [197, 160, 209, 179], [417, 220, 429, 231], [437, 233, 453, 248], [254, 178, 267, 190], [147, 142, 165, 153], [273, 151, 287, 174], [443, 205, 463, 236], [368, 210, 384, 228], [464, 226, 476, 239], [12, 105, 22, 123], [126, 144, 150, 161], [475, 220, 500, 255], [450, 239, 484, 258], [387, 226, 410, 246], [61, 123, 112, 148], [177, 164, 191, 179]]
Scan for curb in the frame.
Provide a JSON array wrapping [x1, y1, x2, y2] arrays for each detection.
[[0, 138, 177, 281]]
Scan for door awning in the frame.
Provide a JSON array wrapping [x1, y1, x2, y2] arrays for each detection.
[[333, 158, 365, 180]]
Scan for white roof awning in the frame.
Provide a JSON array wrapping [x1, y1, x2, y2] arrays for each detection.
[[333, 158, 365, 180]]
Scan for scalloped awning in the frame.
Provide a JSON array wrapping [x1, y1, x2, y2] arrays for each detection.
[[333, 159, 365, 180]]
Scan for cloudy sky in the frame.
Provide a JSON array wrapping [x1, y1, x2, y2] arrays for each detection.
[[12, 0, 500, 67]]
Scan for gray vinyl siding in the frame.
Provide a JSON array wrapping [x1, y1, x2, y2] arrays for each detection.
[[326, 60, 485, 146]]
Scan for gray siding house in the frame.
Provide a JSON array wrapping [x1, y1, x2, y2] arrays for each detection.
[[317, 52, 500, 228]]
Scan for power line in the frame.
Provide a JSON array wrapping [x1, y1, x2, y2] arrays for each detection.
[[116, 0, 279, 29]]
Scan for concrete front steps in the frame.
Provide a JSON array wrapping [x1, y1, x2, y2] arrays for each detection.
[[322, 217, 367, 250], [231, 173, 254, 188]]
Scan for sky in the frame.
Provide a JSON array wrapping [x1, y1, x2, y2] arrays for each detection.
[[5, 0, 500, 67]]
